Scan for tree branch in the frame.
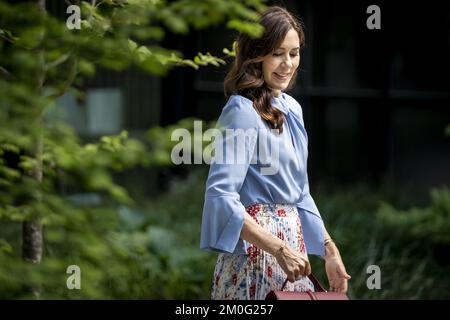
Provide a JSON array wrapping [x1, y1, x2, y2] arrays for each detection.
[[0, 66, 14, 80], [46, 57, 78, 100], [0, 33, 15, 44], [45, 53, 71, 71]]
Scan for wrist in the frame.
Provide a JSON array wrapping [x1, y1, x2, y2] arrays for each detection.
[[273, 240, 287, 258], [324, 239, 340, 260]]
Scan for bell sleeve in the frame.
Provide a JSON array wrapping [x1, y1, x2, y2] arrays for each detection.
[[200, 96, 258, 254], [297, 173, 326, 257]]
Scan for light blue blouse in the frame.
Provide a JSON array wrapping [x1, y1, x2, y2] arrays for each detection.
[[200, 92, 326, 257]]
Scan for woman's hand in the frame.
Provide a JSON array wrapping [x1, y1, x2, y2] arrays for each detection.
[[241, 215, 311, 283], [325, 255, 351, 293], [274, 242, 311, 282]]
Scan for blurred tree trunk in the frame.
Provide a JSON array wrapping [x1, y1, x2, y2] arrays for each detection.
[[22, 0, 46, 298], [22, 135, 43, 265]]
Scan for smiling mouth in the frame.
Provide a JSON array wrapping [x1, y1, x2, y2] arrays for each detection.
[[274, 72, 290, 80]]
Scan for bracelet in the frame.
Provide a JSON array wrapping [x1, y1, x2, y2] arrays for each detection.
[[274, 241, 287, 258]]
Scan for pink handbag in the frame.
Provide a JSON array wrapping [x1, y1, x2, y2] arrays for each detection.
[[265, 274, 350, 300]]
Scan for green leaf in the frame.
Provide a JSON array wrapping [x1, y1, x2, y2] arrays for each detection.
[[128, 39, 138, 51], [226, 19, 264, 38], [0, 239, 13, 254], [136, 45, 152, 62], [78, 59, 96, 77], [0, 143, 20, 154], [132, 26, 165, 41]]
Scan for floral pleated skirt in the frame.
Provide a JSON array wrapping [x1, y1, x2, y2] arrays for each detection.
[[211, 203, 315, 300]]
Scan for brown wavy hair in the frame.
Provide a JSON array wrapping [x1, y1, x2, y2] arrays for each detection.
[[224, 6, 305, 133]]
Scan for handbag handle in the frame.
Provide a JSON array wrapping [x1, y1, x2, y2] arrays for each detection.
[[281, 273, 327, 292]]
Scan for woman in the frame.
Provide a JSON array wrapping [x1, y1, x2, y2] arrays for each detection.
[[200, 6, 351, 300]]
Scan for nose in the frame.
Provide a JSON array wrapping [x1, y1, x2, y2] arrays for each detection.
[[281, 54, 293, 68]]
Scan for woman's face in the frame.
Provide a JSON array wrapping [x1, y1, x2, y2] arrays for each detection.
[[262, 28, 300, 96]]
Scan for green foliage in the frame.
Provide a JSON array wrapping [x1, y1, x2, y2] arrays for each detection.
[[222, 41, 237, 58], [0, 0, 267, 120], [310, 184, 450, 299], [0, 167, 215, 299], [0, 112, 218, 298], [226, 19, 264, 38], [139, 169, 217, 298], [0, 0, 266, 299], [377, 187, 450, 246]]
